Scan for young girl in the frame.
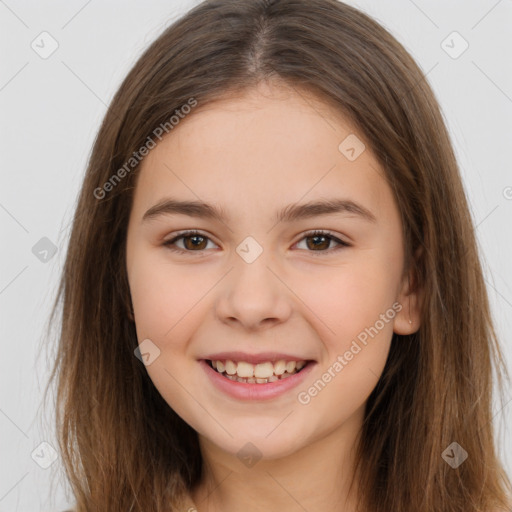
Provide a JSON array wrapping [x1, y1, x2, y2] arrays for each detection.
[[45, 0, 512, 510]]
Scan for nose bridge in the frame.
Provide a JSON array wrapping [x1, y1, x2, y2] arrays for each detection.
[[214, 235, 292, 329]]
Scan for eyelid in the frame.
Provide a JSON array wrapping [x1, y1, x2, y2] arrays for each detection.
[[293, 229, 351, 256], [162, 229, 211, 244], [297, 230, 352, 250], [162, 229, 219, 253], [162, 229, 351, 255]]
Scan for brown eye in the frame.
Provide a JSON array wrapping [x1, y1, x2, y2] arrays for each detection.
[[163, 229, 350, 256], [295, 230, 350, 254], [182, 234, 208, 250], [305, 234, 331, 251], [163, 231, 217, 254]]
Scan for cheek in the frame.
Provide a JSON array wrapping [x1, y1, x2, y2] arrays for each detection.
[[131, 276, 171, 335], [128, 259, 204, 414], [297, 256, 400, 345], [296, 265, 396, 415], [294, 257, 398, 405], [293, 256, 399, 412], [129, 254, 213, 347], [129, 255, 181, 337]]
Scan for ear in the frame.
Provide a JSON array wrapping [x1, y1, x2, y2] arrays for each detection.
[[393, 246, 423, 335]]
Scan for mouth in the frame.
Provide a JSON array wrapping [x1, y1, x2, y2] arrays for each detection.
[[204, 358, 314, 384]]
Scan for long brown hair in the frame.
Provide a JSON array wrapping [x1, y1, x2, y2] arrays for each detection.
[[41, 0, 512, 510]]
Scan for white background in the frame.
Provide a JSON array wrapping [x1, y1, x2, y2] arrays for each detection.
[[0, 1, 511, 510]]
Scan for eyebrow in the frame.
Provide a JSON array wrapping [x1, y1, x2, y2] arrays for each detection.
[[142, 197, 377, 225]]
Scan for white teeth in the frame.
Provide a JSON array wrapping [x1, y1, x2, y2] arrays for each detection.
[[254, 362, 274, 379], [236, 361, 254, 378], [210, 358, 309, 382], [285, 361, 297, 373], [225, 373, 291, 384], [273, 360, 286, 375], [224, 360, 237, 375]]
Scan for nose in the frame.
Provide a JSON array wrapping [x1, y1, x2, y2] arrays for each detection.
[[214, 252, 293, 331]]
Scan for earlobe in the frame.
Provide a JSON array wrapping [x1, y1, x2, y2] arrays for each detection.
[[393, 291, 421, 335], [393, 252, 423, 335]]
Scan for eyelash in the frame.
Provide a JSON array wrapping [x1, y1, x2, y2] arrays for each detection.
[[162, 229, 351, 256]]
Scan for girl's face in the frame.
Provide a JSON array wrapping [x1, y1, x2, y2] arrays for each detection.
[[126, 82, 420, 462]]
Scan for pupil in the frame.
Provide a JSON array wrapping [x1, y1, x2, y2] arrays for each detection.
[[186, 235, 205, 250], [309, 235, 328, 250]]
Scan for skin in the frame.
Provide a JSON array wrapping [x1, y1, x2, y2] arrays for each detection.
[[125, 80, 422, 512]]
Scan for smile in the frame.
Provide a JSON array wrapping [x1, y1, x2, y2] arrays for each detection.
[[200, 358, 317, 401], [208, 359, 308, 383]]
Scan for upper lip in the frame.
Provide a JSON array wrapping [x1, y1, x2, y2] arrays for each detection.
[[201, 351, 315, 365]]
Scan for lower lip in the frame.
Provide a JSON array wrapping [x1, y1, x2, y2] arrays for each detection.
[[199, 359, 316, 401]]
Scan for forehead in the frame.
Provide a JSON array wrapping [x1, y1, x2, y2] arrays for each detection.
[[131, 82, 393, 224]]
